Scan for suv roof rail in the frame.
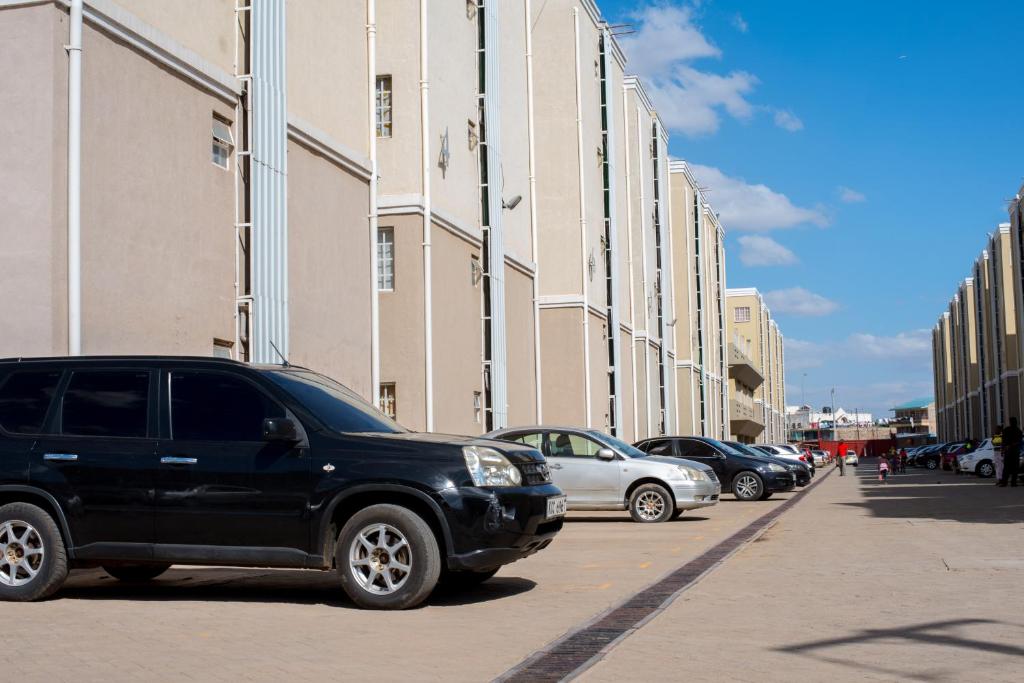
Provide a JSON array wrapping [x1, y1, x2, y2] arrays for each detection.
[[0, 355, 247, 364]]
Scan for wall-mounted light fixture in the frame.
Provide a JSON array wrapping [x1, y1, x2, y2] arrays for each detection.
[[502, 195, 522, 210]]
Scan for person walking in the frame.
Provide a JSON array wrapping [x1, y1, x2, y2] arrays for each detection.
[[878, 455, 890, 484], [837, 441, 847, 476], [998, 418, 1021, 487], [899, 447, 908, 474]]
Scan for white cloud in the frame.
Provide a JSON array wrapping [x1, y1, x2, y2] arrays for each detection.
[[838, 186, 867, 203], [783, 338, 825, 370], [619, 3, 798, 137], [690, 164, 829, 231], [737, 235, 798, 266], [772, 109, 804, 132], [763, 287, 839, 317], [847, 329, 931, 359], [731, 13, 749, 33]]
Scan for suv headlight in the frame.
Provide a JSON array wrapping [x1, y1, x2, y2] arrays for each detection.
[[463, 446, 523, 487]]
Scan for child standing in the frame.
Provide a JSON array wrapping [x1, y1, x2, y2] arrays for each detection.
[[879, 456, 890, 484]]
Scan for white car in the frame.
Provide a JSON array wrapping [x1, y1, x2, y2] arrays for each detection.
[[844, 451, 859, 466], [957, 439, 996, 478], [811, 450, 829, 466], [756, 444, 809, 465]]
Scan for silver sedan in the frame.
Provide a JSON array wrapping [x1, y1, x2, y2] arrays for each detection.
[[486, 426, 721, 523]]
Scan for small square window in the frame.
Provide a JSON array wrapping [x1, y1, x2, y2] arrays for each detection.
[[735, 306, 751, 323], [380, 383, 396, 419], [212, 116, 233, 169]]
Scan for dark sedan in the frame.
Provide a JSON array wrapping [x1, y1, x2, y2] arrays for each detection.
[[728, 442, 812, 487], [634, 436, 796, 501]]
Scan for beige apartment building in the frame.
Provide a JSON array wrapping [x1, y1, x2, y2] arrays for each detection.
[[934, 223, 1021, 441], [667, 162, 728, 439], [726, 288, 787, 443], [1, 0, 374, 397]]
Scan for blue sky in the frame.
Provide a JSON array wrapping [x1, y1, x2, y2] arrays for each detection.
[[601, 0, 1024, 420]]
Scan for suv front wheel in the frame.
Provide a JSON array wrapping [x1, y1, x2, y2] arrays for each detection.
[[0, 502, 68, 602], [337, 504, 441, 610]]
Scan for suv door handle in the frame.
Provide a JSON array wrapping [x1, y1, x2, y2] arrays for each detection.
[[43, 453, 78, 462], [161, 456, 198, 466]]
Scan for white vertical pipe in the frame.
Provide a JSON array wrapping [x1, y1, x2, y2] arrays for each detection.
[[67, 0, 83, 355], [524, 0, 543, 423], [636, 106, 652, 439], [622, 86, 638, 440], [367, 0, 380, 405], [601, 29, 623, 437], [666, 167, 681, 436], [572, 9, 592, 429], [420, 0, 433, 431]]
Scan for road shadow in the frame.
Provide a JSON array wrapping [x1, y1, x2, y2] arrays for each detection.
[[57, 567, 536, 609], [833, 458, 1024, 525], [564, 514, 711, 523], [775, 617, 1024, 681]]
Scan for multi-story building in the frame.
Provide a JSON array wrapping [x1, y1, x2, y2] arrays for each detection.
[[934, 223, 1021, 441], [725, 288, 786, 442], [889, 399, 936, 439], [668, 162, 728, 439], [1, 0, 375, 397]]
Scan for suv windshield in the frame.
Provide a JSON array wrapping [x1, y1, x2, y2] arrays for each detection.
[[265, 370, 405, 434], [587, 431, 647, 459]]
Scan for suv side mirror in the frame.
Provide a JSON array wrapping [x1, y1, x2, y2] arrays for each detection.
[[596, 447, 616, 461], [263, 417, 299, 442]]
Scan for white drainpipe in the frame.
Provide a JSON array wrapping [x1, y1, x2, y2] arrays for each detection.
[[524, 0, 543, 423], [420, 0, 434, 431], [572, 8, 592, 428], [367, 0, 380, 405], [621, 87, 638, 440], [67, 0, 83, 355]]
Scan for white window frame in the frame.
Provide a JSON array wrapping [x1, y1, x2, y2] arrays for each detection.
[[377, 227, 395, 292], [212, 116, 233, 170], [375, 75, 393, 139], [379, 383, 396, 419], [735, 306, 751, 323]]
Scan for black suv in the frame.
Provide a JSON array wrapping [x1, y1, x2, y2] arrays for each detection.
[[634, 436, 796, 501], [0, 356, 565, 609]]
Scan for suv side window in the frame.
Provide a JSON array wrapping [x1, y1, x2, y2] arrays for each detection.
[[170, 371, 283, 442], [641, 439, 674, 456], [61, 371, 150, 438], [547, 432, 600, 458], [677, 439, 717, 458], [0, 370, 62, 434]]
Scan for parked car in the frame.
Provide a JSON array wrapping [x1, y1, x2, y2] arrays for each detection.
[[942, 441, 971, 471], [956, 439, 997, 478], [741, 443, 812, 486], [0, 356, 565, 609], [755, 444, 813, 474], [486, 426, 720, 522], [811, 449, 829, 467], [634, 437, 796, 501], [844, 450, 859, 466], [910, 444, 942, 468]]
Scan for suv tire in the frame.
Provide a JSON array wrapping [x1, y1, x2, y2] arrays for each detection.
[[925, 457, 939, 470], [732, 472, 764, 501], [103, 563, 172, 582], [628, 483, 674, 523], [337, 504, 441, 610], [976, 460, 995, 478], [0, 502, 68, 602]]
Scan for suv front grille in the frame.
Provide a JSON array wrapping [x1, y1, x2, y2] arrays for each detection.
[[518, 462, 551, 485]]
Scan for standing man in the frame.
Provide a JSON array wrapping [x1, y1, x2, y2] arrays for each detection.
[[998, 418, 1021, 487], [899, 447, 908, 474], [837, 441, 847, 476]]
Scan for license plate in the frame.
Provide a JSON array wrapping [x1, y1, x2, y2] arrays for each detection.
[[546, 495, 567, 519]]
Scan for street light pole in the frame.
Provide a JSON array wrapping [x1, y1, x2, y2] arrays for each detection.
[[830, 387, 836, 444]]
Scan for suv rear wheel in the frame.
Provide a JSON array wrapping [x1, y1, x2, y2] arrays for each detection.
[[628, 483, 674, 523], [0, 502, 68, 602], [337, 504, 441, 610]]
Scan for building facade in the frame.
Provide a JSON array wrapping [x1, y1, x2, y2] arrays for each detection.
[[725, 288, 786, 443]]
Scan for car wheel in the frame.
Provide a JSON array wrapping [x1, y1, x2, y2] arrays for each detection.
[[103, 563, 172, 582], [438, 567, 499, 588], [732, 472, 764, 501], [925, 457, 938, 470], [337, 504, 441, 610], [0, 502, 68, 602], [976, 461, 995, 478], [628, 484, 674, 523]]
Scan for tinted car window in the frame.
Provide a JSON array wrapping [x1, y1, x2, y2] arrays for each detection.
[[62, 371, 149, 438], [548, 432, 600, 457], [171, 371, 283, 441], [642, 439, 674, 456], [0, 370, 62, 434], [677, 440, 718, 458], [265, 370, 402, 434]]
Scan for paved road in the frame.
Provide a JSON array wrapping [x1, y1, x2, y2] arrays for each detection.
[[9, 464, 1022, 682]]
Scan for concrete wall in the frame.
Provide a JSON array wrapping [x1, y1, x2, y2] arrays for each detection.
[[112, 0, 235, 75]]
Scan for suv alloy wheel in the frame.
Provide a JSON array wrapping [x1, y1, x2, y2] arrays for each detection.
[[337, 504, 441, 610], [0, 503, 69, 602]]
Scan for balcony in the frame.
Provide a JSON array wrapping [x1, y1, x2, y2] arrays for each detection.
[[728, 341, 764, 390], [730, 397, 765, 439]]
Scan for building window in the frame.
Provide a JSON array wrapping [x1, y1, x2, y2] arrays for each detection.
[[375, 76, 393, 138], [379, 383, 396, 419], [377, 227, 394, 291], [735, 306, 751, 323], [212, 338, 233, 359], [473, 391, 483, 423], [212, 116, 233, 169]]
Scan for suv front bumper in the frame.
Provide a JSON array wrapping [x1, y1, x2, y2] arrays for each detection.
[[439, 484, 564, 572], [671, 478, 721, 510]]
